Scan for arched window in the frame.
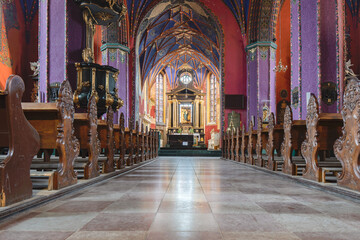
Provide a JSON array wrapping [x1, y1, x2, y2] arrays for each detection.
[[210, 74, 217, 123], [156, 73, 164, 123]]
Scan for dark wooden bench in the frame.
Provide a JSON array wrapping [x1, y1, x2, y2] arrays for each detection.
[[0, 75, 40, 206], [265, 113, 284, 171], [114, 112, 126, 169], [23, 80, 80, 190], [246, 121, 257, 165], [334, 78, 360, 191], [97, 107, 115, 173], [301, 94, 342, 182], [240, 127, 247, 163], [235, 128, 240, 162], [281, 106, 306, 176], [125, 123, 133, 166], [73, 94, 100, 179], [230, 130, 235, 160], [255, 117, 268, 167]]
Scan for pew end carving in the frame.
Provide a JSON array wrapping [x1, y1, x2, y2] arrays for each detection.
[[102, 107, 115, 173], [281, 106, 296, 175], [334, 78, 360, 191], [255, 117, 263, 167], [0, 75, 40, 206]]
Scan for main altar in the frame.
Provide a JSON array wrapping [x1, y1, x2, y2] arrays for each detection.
[[165, 71, 205, 148]]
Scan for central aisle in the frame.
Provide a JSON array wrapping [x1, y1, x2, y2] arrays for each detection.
[[1, 157, 360, 240]]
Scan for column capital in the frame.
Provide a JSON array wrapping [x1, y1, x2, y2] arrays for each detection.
[[101, 43, 130, 53], [246, 41, 277, 52]]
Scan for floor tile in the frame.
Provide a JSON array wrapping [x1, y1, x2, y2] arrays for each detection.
[[66, 231, 147, 240], [0, 231, 73, 240], [81, 213, 155, 231], [146, 231, 222, 240], [150, 213, 219, 232], [158, 201, 211, 213]]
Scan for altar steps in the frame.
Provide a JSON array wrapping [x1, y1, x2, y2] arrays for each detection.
[[159, 148, 222, 157]]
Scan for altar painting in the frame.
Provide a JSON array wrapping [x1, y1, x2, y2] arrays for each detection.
[[180, 104, 192, 125]]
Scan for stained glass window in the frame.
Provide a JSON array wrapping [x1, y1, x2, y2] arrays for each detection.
[[156, 74, 164, 123]]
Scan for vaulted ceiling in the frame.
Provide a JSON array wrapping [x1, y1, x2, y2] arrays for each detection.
[[137, 4, 221, 83]]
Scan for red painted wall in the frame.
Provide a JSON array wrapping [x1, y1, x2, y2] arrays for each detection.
[[275, 0, 291, 108], [200, 0, 248, 130]]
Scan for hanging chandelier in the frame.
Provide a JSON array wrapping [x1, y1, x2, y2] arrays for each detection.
[[273, 12, 288, 73]]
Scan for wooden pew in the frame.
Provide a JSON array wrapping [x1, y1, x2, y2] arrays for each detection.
[[227, 131, 232, 160], [265, 113, 284, 171], [132, 122, 140, 164], [0, 75, 40, 206], [230, 130, 235, 160], [235, 128, 240, 162], [301, 94, 342, 182], [246, 121, 256, 165], [125, 119, 133, 166], [222, 134, 225, 158], [23, 80, 80, 190], [114, 112, 126, 169], [281, 106, 306, 175], [97, 107, 115, 173], [255, 117, 266, 167], [334, 78, 360, 191], [140, 124, 145, 162], [155, 130, 159, 157], [144, 126, 149, 160], [74, 94, 101, 179], [240, 127, 246, 163]]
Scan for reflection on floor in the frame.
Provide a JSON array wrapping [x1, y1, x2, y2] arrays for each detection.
[[1, 157, 360, 240]]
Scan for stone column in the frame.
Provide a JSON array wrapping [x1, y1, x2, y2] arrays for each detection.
[[246, 43, 277, 129]]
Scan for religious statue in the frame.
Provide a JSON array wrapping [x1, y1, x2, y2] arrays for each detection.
[[208, 129, 220, 150], [345, 60, 359, 85]]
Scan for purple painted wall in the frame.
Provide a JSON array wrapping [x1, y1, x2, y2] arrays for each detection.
[[300, 0, 320, 119], [291, 0, 301, 119], [320, 0, 337, 113], [258, 48, 270, 129]]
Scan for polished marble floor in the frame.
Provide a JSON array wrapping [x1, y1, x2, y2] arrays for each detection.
[[1, 157, 360, 239]]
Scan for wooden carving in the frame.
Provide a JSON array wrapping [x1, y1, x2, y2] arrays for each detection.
[[103, 107, 115, 173], [266, 113, 276, 171], [126, 118, 133, 166], [301, 94, 321, 181], [141, 124, 145, 162], [256, 117, 263, 167], [240, 127, 246, 163], [334, 79, 360, 191], [148, 130, 152, 160], [222, 134, 226, 158], [146, 127, 149, 160], [54, 80, 79, 189], [227, 132, 231, 159], [84, 94, 100, 179], [117, 112, 125, 169], [235, 128, 240, 162], [0, 75, 40, 206], [134, 121, 139, 164], [156, 131, 159, 157], [230, 130, 235, 160], [247, 120, 254, 165], [281, 106, 296, 175]]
